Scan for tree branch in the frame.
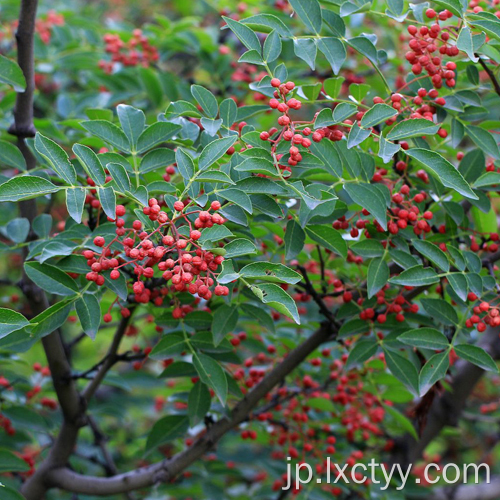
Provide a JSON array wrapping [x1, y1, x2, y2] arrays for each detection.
[[82, 310, 135, 402], [429, 477, 500, 500], [391, 325, 500, 467], [45, 321, 336, 496], [8, 0, 38, 138], [476, 54, 500, 97]]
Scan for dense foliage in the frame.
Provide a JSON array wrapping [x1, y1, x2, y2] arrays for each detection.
[[1, 0, 500, 498]]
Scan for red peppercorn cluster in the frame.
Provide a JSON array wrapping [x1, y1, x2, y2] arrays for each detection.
[[259, 78, 319, 173], [470, 231, 500, 254], [332, 184, 433, 239], [83, 198, 230, 322], [465, 300, 500, 331], [362, 288, 419, 324], [0, 413, 15, 436], [33, 10, 64, 44], [99, 29, 159, 73], [406, 14, 458, 89], [373, 89, 448, 139]]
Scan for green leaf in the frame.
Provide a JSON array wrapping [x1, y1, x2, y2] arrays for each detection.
[[241, 13, 293, 37], [5, 217, 29, 243], [473, 172, 500, 188], [419, 351, 450, 396], [149, 332, 186, 359], [212, 305, 239, 346], [344, 183, 387, 230], [218, 188, 252, 213], [284, 219, 305, 260], [361, 104, 397, 128], [199, 225, 233, 244], [412, 239, 449, 272], [73, 144, 106, 185], [333, 102, 357, 123], [367, 257, 389, 298], [175, 148, 195, 180], [224, 238, 257, 258], [469, 12, 500, 43], [0, 54, 26, 91], [146, 415, 189, 452], [421, 298, 458, 326], [184, 311, 213, 330], [347, 36, 378, 63], [347, 122, 371, 149], [432, 0, 464, 17], [387, 119, 440, 141], [383, 404, 418, 440], [158, 361, 197, 379], [193, 352, 228, 405], [107, 163, 131, 193], [388, 265, 440, 286], [235, 157, 276, 176], [0, 486, 28, 500], [188, 382, 211, 427], [201, 117, 223, 137], [457, 26, 479, 62], [378, 136, 401, 164], [307, 397, 335, 412], [81, 120, 131, 153], [239, 49, 263, 66], [240, 262, 301, 284], [447, 272, 468, 301], [30, 217, 55, 240], [0, 448, 31, 473], [220, 98, 238, 127], [251, 283, 300, 324], [398, 328, 449, 350], [75, 294, 101, 340], [293, 38, 317, 70], [351, 239, 385, 258], [323, 76, 345, 98], [199, 136, 237, 171], [0, 308, 29, 339], [263, 30, 282, 62], [197, 171, 235, 184], [0, 140, 26, 170], [454, 344, 499, 372], [346, 339, 378, 369], [306, 224, 347, 259], [98, 186, 116, 219], [459, 149, 485, 183], [136, 122, 181, 154], [117, 104, 145, 150], [309, 138, 342, 177], [191, 85, 218, 119], [240, 303, 275, 333], [405, 148, 478, 200], [383, 348, 420, 395], [24, 262, 78, 296], [29, 299, 73, 338], [317, 38, 346, 75], [466, 125, 500, 160], [289, 0, 323, 34], [66, 187, 86, 224], [223, 16, 261, 53], [35, 133, 77, 185]]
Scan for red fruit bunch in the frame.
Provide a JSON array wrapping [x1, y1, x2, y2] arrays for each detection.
[[259, 78, 317, 173], [99, 29, 159, 73], [406, 13, 458, 89], [82, 198, 230, 322], [465, 300, 500, 331]]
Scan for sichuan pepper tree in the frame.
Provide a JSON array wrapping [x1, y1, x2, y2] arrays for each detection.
[[1, 0, 500, 498]]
